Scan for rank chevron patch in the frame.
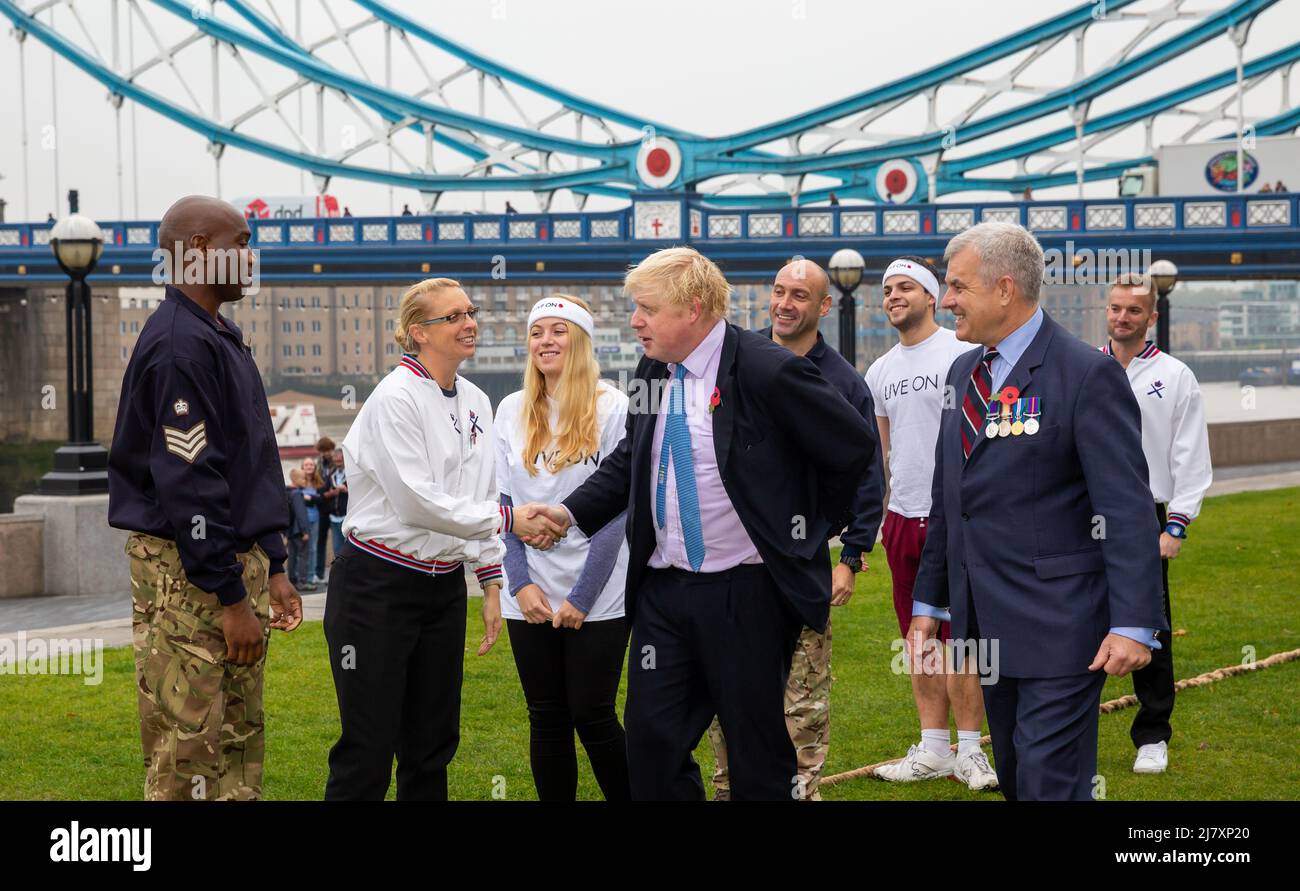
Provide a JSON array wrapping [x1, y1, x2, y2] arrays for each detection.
[[162, 421, 208, 463]]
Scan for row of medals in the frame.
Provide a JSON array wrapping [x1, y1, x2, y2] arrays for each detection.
[[985, 400, 1041, 439]]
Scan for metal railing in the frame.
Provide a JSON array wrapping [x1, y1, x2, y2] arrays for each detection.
[[2, 195, 1296, 254]]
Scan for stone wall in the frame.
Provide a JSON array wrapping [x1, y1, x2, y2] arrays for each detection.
[[11, 495, 128, 598], [0, 286, 124, 444], [1209, 418, 1300, 467], [0, 513, 44, 599]]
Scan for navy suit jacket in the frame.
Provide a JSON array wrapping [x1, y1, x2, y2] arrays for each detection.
[[912, 311, 1168, 678], [564, 322, 876, 633]]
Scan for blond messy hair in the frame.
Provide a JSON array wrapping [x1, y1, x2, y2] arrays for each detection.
[[395, 277, 463, 353], [623, 246, 731, 319]]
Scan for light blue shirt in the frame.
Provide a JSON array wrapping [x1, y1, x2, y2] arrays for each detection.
[[987, 306, 1043, 394], [911, 307, 1159, 651]]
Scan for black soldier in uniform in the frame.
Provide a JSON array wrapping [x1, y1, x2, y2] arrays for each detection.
[[108, 195, 303, 801]]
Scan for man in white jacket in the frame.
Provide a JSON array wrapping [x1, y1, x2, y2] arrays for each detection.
[[1103, 273, 1213, 776], [324, 277, 564, 800]]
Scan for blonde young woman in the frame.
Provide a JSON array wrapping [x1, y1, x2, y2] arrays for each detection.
[[495, 295, 632, 801]]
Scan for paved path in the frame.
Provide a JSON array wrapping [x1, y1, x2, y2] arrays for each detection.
[[1203, 460, 1300, 497], [0, 592, 328, 665]]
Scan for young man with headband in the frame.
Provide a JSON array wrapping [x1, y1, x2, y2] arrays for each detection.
[[865, 255, 998, 791]]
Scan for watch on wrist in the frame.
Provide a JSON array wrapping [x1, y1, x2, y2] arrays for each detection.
[[1164, 523, 1187, 540], [839, 554, 862, 573]]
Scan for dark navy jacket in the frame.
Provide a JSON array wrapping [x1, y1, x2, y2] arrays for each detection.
[[564, 323, 876, 633], [759, 326, 884, 560], [912, 312, 1166, 677], [287, 487, 311, 538], [108, 286, 289, 605]]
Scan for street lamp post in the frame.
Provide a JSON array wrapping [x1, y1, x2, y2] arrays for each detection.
[[1149, 259, 1179, 355], [39, 213, 110, 495], [828, 248, 866, 368]]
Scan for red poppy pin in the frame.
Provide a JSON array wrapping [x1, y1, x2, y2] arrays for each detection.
[[709, 386, 722, 414]]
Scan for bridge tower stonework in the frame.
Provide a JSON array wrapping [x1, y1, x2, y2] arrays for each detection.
[[0, 286, 125, 445]]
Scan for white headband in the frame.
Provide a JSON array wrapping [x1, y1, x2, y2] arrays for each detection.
[[882, 259, 941, 300], [527, 297, 594, 338]]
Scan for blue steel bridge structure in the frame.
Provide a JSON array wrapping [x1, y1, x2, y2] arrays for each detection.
[[2, 193, 1299, 284], [0, 0, 1297, 282]]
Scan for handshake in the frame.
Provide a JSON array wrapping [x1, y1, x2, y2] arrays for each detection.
[[511, 503, 573, 550]]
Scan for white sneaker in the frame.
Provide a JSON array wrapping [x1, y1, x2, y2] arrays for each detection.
[[954, 749, 1000, 791], [1133, 741, 1169, 774], [874, 743, 955, 782]]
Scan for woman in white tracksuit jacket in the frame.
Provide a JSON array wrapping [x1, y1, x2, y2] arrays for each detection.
[[323, 277, 562, 801]]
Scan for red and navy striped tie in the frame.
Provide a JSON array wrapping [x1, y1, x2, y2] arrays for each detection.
[[961, 349, 999, 460]]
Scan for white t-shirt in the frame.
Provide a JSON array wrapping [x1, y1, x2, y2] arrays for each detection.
[[865, 326, 975, 517], [494, 381, 630, 621]]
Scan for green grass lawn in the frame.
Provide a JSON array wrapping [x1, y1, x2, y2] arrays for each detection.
[[1, 486, 1296, 800]]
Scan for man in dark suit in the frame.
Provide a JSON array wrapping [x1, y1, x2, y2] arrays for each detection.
[[523, 247, 875, 800], [907, 222, 1167, 801]]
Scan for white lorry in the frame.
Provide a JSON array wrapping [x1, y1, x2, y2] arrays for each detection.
[[1118, 135, 1300, 197]]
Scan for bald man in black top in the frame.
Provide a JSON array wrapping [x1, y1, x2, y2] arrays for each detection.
[[708, 258, 884, 799]]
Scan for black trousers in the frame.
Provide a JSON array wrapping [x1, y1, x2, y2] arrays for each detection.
[[1131, 502, 1175, 748], [315, 514, 330, 578], [624, 564, 802, 801], [323, 543, 467, 801], [506, 616, 631, 801], [287, 534, 308, 585]]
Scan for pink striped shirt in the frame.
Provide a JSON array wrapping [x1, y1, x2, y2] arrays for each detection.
[[648, 320, 762, 572]]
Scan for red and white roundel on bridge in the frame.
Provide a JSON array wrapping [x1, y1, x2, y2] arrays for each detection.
[[876, 158, 918, 203], [637, 136, 682, 189]]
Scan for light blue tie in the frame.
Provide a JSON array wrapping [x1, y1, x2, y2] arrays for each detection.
[[655, 364, 706, 571]]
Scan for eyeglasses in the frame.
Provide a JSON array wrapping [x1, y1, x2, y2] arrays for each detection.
[[417, 307, 479, 327]]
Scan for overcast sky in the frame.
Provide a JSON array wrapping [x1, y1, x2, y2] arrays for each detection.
[[0, 0, 1296, 222]]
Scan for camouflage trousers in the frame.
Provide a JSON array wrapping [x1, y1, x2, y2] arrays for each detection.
[[127, 532, 271, 801], [709, 620, 831, 801]]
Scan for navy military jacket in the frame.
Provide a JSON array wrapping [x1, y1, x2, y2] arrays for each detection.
[[108, 286, 289, 605]]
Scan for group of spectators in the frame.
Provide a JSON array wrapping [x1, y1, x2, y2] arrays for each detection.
[[286, 436, 349, 592]]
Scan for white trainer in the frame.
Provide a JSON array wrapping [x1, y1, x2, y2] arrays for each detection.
[[874, 743, 955, 782], [954, 749, 1000, 791], [1133, 741, 1169, 774]]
